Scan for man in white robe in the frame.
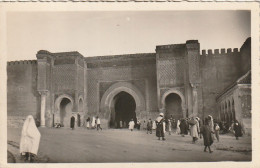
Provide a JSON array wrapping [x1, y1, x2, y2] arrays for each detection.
[[190, 117, 200, 143], [129, 119, 135, 131]]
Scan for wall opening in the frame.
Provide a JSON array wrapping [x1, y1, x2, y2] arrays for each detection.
[[78, 98, 83, 112], [59, 98, 72, 127], [77, 114, 81, 127], [109, 91, 136, 128], [165, 93, 183, 120]]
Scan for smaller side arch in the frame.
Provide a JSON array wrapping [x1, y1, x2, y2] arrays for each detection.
[[161, 89, 186, 117], [55, 94, 74, 112], [54, 94, 74, 127]]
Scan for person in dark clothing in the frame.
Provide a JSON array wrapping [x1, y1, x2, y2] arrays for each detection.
[[179, 118, 188, 137], [147, 118, 153, 134], [233, 120, 243, 140], [200, 118, 214, 153], [156, 113, 166, 140], [70, 116, 75, 130]]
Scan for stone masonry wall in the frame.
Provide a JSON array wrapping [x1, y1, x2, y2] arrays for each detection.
[[86, 54, 158, 124], [7, 60, 40, 127], [200, 49, 243, 119]]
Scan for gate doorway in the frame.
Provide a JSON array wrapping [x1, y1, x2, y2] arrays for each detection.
[[59, 98, 72, 127], [109, 91, 136, 128], [165, 93, 183, 120]]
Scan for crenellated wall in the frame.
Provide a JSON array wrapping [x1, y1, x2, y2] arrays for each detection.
[[200, 38, 251, 119], [7, 37, 251, 128]]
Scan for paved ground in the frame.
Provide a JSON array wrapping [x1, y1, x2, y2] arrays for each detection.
[[7, 127, 251, 163]]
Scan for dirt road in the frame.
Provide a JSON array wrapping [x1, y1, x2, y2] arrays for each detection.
[[7, 127, 251, 163]]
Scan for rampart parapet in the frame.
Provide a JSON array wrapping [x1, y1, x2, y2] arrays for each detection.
[[7, 60, 37, 66], [201, 48, 240, 56]]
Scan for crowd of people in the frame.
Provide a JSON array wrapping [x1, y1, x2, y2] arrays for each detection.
[[84, 116, 102, 131], [140, 113, 244, 153], [19, 113, 244, 162]]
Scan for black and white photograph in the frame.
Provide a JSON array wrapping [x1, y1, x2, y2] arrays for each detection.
[[0, 3, 259, 167]]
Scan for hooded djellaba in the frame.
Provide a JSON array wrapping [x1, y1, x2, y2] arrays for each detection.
[[179, 118, 188, 137], [188, 116, 200, 144], [155, 113, 166, 140], [20, 115, 41, 162]]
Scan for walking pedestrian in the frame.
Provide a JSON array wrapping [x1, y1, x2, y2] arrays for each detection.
[[129, 119, 135, 131], [189, 117, 200, 143], [233, 120, 243, 140], [200, 118, 214, 153], [147, 118, 153, 134], [155, 113, 166, 140], [96, 116, 102, 131], [20, 115, 41, 162], [208, 115, 215, 141]]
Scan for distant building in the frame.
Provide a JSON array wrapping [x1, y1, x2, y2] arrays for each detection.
[[7, 38, 251, 133]]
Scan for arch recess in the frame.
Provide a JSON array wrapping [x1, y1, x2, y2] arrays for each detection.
[[55, 94, 74, 113], [100, 82, 146, 118], [78, 95, 84, 112], [161, 89, 186, 117]]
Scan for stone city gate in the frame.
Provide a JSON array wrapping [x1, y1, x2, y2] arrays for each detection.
[[7, 38, 251, 132], [99, 82, 146, 127]]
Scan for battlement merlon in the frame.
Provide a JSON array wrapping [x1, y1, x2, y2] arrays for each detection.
[[7, 60, 37, 66], [201, 48, 240, 55], [200, 37, 250, 56]]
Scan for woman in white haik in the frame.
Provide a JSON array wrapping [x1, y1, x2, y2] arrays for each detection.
[[176, 119, 181, 134], [20, 115, 41, 162]]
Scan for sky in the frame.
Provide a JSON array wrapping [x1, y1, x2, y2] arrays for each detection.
[[6, 10, 250, 61]]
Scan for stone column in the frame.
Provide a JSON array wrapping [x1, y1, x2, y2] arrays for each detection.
[[40, 91, 48, 127], [191, 84, 199, 117]]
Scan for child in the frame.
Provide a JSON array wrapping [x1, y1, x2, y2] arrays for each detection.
[[200, 118, 214, 153]]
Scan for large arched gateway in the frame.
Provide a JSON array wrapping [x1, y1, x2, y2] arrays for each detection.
[[100, 82, 145, 128]]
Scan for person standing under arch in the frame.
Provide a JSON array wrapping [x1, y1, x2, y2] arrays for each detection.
[[70, 116, 75, 130], [129, 119, 135, 131]]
